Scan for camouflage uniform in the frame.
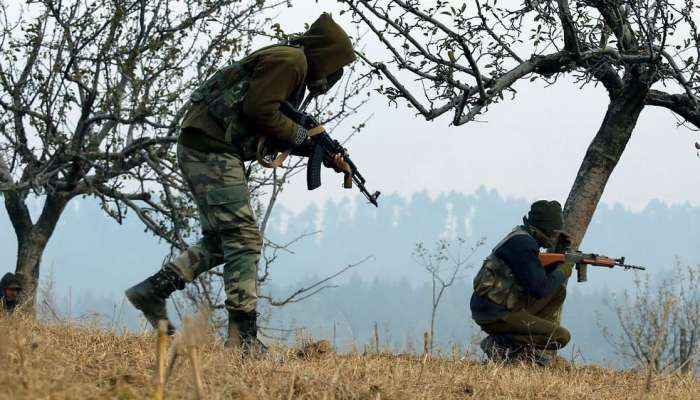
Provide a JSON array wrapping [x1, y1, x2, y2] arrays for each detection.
[[167, 144, 261, 314], [125, 13, 356, 352]]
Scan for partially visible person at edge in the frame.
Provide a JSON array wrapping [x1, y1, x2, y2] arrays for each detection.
[[0, 273, 23, 314], [470, 200, 574, 366], [125, 13, 356, 357]]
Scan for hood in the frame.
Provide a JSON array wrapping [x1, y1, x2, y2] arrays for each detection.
[[0, 273, 21, 290], [300, 13, 356, 82]]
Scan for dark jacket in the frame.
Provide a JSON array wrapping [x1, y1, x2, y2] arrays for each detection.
[[471, 233, 566, 322], [180, 13, 356, 151]]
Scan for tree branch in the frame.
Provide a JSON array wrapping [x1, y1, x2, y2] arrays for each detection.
[[645, 90, 700, 129], [555, 0, 580, 54], [262, 256, 372, 307]]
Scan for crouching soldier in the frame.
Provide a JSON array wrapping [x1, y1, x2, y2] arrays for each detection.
[[470, 200, 574, 365], [0, 273, 22, 314], [125, 13, 356, 356]]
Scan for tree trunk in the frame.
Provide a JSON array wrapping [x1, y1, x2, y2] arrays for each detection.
[[5, 192, 69, 315], [563, 78, 650, 248], [15, 230, 50, 313]]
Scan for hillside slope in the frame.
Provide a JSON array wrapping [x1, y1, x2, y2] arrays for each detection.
[[0, 317, 697, 399]]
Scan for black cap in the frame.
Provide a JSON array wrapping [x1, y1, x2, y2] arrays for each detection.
[[526, 200, 563, 232], [1, 273, 21, 290]]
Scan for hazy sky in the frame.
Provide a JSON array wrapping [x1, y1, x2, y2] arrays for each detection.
[[261, 1, 700, 214]]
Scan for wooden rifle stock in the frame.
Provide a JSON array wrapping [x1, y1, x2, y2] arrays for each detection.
[[539, 253, 623, 269], [538, 252, 645, 282], [538, 253, 567, 269]]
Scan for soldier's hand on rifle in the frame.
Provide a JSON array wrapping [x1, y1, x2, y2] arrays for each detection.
[[323, 153, 349, 173], [330, 153, 353, 189], [332, 154, 347, 173]]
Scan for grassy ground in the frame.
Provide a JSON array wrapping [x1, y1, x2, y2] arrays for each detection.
[[0, 316, 697, 400]]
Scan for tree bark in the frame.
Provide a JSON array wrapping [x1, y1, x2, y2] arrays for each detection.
[[563, 78, 650, 247], [5, 192, 70, 315], [15, 231, 49, 313]]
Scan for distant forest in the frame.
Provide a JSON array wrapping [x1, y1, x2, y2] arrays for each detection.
[[1, 189, 697, 367]]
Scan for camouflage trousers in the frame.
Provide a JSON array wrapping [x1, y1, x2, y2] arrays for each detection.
[[477, 286, 570, 351], [165, 143, 262, 313]]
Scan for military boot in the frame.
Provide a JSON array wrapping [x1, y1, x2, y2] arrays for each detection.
[[480, 335, 522, 363], [125, 268, 185, 335], [225, 310, 268, 357]]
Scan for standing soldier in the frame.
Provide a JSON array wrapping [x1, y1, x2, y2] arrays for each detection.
[[0, 272, 23, 314], [125, 13, 356, 355], [470, 200, 573, 366]]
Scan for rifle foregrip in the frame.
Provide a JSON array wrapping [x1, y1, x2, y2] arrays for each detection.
[[307, 144, 323, 191], [577, 264, 588, 282]]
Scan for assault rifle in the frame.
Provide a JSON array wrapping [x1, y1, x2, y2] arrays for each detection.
[[280, 101, 380, 207], [539, 252, 646, 282]]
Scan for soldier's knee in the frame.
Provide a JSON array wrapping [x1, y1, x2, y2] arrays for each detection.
[[557, 327, 571, 348], [218, 225, 262, 255]]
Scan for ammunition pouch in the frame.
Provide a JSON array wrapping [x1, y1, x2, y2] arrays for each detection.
[[473, 226, 531, 310]]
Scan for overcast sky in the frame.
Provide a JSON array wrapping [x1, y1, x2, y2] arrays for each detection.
[[261, 1, 700, 214]]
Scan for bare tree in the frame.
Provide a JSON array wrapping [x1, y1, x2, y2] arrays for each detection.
[[413, 237, 484, 354], [604, 262, 700, 376], [0, 0, 291, 311], [0, 0, 370, 313], [339, 0, 700, 250]]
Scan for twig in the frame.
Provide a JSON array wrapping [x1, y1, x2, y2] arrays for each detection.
[[263, 256, 372, 306], [154, 320, 168, 400], [189, 346, 205, 398], [184, 319, 205, 399], [373, 322, 380, 354], [165, 336, 182, 382], [287, 373, 296, 400], [418, 332, 430, 382]]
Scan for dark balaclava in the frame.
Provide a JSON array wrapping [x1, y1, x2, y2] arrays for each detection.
[[299, 13, 356, 95], [523, 200, 563, 248]]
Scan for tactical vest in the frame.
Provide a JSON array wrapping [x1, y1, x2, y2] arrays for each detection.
[[189, 45, 305, 160], [473, 226, 531, 311]]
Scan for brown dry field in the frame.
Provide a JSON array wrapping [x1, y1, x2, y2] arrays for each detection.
[[0, 316, 698, 400]]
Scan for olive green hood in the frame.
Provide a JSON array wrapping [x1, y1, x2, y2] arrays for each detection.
[[300, 13, 356, 82]]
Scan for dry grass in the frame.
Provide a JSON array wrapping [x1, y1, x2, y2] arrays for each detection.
[[0, 316, 698, 400]]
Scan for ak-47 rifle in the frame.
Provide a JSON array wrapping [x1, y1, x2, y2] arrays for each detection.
[[280, 101, 380, 207], [539, 252, 646, 282]]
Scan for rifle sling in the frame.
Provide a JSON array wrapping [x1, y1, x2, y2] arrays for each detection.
[[256, 136, 289, 169], [307, 126, 325, 137]]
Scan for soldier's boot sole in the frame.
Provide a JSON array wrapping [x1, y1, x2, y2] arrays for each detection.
[[125, 279, 175, 335]]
